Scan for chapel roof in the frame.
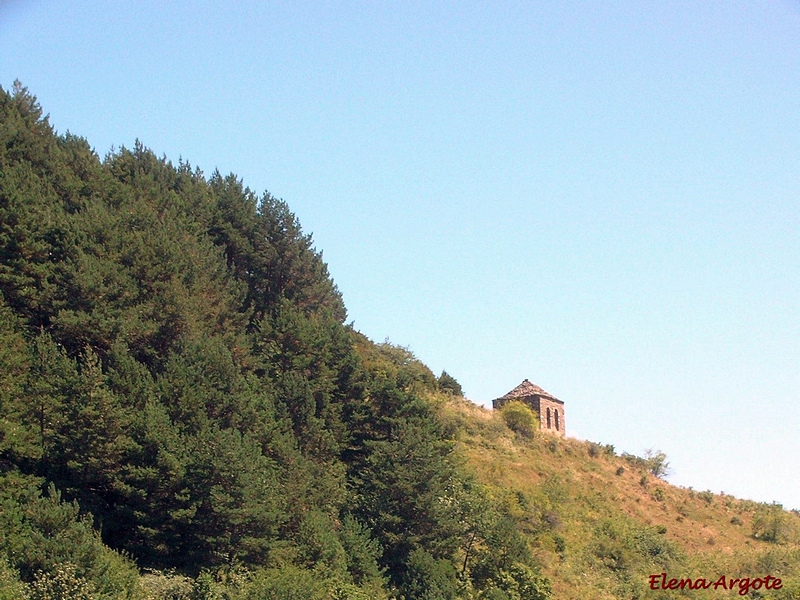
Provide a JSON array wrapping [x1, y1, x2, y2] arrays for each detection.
[[497, 379, 563, 404]]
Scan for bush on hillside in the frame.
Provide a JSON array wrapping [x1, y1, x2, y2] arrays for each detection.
[[0, 473, 142, 598], [0, 84, 555, 598], [402, 548, 459, 600], [752, 505, 791, 543], [0, 559, 27, 600], [644, 449, 670, 479], [437, 371, 463, 397], [500, 402, 538, 439], [29, 563, 95, 600]]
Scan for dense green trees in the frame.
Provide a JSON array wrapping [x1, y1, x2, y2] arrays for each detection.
[[0, 83, 550, 598], [437, 371, 463, 397]]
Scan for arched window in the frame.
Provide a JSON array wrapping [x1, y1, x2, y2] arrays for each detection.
[[546, 407, 551, 428], [555, 409, 560, 431]]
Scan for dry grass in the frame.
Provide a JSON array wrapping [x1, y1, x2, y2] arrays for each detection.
[[439, 396, 800, 599]]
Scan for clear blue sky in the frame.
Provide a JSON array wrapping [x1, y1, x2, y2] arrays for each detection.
[[2, 1, 799, 508]]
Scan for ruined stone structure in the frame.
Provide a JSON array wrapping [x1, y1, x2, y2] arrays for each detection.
[[492, 379, 565, 438]]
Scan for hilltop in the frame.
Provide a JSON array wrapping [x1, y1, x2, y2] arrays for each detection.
[[0, 82, 547, 600], [1, 82, 798, 599], [440, 397, 800, 598]]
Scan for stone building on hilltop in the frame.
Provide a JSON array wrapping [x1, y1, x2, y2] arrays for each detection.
[[493, 379, 565, 438]]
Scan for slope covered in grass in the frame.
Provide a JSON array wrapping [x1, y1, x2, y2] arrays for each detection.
[[2, 82, 796, 599], [440, 397, 800, 599], [0, 82, 551, 599]]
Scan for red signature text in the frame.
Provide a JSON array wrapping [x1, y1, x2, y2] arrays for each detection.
[[648, 572, 782, 595]]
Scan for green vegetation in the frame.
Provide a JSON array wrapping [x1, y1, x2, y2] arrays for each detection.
[[0, 83, 549, 599], [500, 402, 538, 439], [444, 398, 800, 599], [438, 371, 464, 397], [643, 449, 670, 479], [2, 82, 799, 598]]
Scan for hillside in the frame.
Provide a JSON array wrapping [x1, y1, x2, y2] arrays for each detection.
[[0, 82, 552, 600], [441, 397, 800, 599], [1, 82, 798, 600]]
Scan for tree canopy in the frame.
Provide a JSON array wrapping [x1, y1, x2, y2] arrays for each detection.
[[0, 83, 549, 599]]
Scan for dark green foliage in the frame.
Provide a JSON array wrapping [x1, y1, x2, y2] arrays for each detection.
[[0, 295, 28, 396], [588, 518, 683, 598], [437, 370, 463, 397], [166, 426, 285, 567], [0, 558, 27, 600], [342, 341, 465, 589], [0, 83, 551, 598], [337, 515, 385, 587], [244, 566, 327, 600], [0, 295, 33, 460], [0, 83, 81, 329], [295, 509, 347, 575], [206, 173, 345, 324], [752, 505, 790, 543], [478, 563, 551, 600], [0, 472, 141, 598], [468, 503, 538, 593], [402, 548, 459, 600]]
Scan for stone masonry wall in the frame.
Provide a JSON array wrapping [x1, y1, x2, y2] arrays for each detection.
[[538, 396, 565, 438], [493, 385, 566, 438]]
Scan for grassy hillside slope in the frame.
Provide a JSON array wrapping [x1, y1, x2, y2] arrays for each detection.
[[3, 82, 797, 599], [440, 397, 800, 599], [1, 83, 553, 600]]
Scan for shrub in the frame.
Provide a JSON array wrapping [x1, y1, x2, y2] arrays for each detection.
[[139, 570, 194, 600], [29, 563, 95, 600], [437, 371, 463, 397], [621, 453, 646, 470], [296, 509, 347, 575], [644, 449, 670, 479], [500, 402, 537, 439], [697, 491, 714, 505], [243, 566, 328, 600], [402, 549, 459, 600], [483, 562, 551, 600], [752, 507, 789, 543], [0, 473, 143, 598], [338, 515, 385, 588], [553, 534, 566, 555], [0, 559, 27, 600], [192, 572, 224, 600]]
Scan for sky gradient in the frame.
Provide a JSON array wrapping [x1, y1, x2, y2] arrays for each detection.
[[2, 1, 799, 508]]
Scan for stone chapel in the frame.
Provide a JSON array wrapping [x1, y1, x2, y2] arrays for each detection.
[[492, 379, 565, 437]]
